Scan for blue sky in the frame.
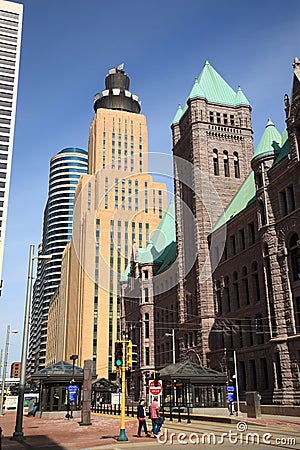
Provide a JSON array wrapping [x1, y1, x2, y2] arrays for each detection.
[[1, 0, 300, 365]]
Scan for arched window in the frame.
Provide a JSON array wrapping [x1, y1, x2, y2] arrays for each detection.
[[144, 313, 149, 338], [289, 233, 300, 281], [252, 261, 260, 302], [223, 150, 230, 177], [213, 149, 219, 176], [233, 151, 240, 178]]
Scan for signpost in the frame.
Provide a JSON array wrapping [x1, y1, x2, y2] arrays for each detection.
[[148, 380, 162, 406]]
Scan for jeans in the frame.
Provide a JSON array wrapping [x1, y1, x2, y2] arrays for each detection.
[[138, 419, 148, 436]]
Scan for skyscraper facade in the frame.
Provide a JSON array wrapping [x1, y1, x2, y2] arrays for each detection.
[[46, 66, 167, 377], [29, 148, 88, 373], [0, 0, 22, 286]]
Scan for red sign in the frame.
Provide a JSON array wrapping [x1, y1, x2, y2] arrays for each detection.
[[149, 380, 162, 395]]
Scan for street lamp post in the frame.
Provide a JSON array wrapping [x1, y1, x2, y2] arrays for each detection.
[[0, 325, 19, 415], [12, 245, 51, 440]]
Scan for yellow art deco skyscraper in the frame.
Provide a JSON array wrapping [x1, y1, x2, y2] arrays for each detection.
[[46, 66, 167, 377]]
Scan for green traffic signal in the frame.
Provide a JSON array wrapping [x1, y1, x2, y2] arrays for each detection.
[[115, 341, 123, 367]]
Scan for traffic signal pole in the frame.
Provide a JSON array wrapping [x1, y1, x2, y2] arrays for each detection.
[[117, 343, 128, 441]]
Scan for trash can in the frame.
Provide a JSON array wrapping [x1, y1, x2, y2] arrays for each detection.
[[246, 391, 261, 418]]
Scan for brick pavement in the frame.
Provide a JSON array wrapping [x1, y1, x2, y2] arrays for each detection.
[[0, 411, 154, 450]]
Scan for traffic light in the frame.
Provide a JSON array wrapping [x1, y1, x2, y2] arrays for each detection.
[[154, 371, 161, 386], [127, 340, 138, 368], [114, 341, 123, 367]]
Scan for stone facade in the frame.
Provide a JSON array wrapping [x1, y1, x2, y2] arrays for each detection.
[[171, 63, 254, 366], [208, 59, 300, 405]]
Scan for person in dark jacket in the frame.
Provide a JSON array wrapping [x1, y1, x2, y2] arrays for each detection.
[[137, 399, 151, 437]]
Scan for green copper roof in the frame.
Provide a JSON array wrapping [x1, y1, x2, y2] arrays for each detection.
[[273, 128, 290, 166], [197, 61, 250, 106], [213, 171, 256, 232], [251, 119, 281, 162], [188, 78, 205, 100], [235, 86, 250, 105], [172, 104, 183, 124], [172, 61, 250, 124], [139, 201, 176, 264]]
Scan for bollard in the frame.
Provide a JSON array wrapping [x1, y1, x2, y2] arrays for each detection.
[[110, 404, 112, 414], [118, 404, 121, 415], [131, 404, 134, 417], [187, 406, 191, 424], [126, 405, 129, 416], [114, 405, 116, 415], [178, 406, 181, 423]]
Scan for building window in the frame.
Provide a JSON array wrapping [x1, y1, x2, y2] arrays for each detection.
[[215, 280, 222, 315], [105, 177, 109, 209], [289, 233, 300, 281], [144, 182, 148, 213], [252, 261, 260, 302], [213, 149, 219, 176], [230, 235, 236, 256], [239, 228, 245, 250], [121, 179, 125, 209], [144, 287, 149, 302], [279, 190, 288, 216], [209, 111, 214, 123], [246, 317, 253, 346], [114, 178, 119, 209], [223, 151, 230, 177], [233, 271, 240, 309], [158, 190, 163, 219], [128, 179, 132, 210], [230, 114, 234, 126], [139, 222, 142, 247], [144, 313, 149, 339], [260, 358, 269, 389], [242, 267, 250, 305], [275, 352, 283, 389], [223, 276, 231, 312], [233, 152, 240, 178], [294, 296, 300, 333], [259, 200, 267, 226], [239, 361, 246, 391], [145, 347, 150, 365], [223, 113, 228, 125], [255, 314, 264, 345], [236, 319, 243, 347], [248, 222, 255, 245], [286, 185, 295, 212], [216, 112, 221, 124], [135, 180, 139, 211]]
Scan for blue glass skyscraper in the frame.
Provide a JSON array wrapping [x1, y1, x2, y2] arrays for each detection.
[[29, 147, 88, 373]]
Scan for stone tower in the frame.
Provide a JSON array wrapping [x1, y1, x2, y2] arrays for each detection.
[[171, 61, 254, 365]]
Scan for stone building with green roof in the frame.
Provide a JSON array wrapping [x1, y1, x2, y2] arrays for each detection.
[[171, 60, 254, 369], [208, 59, 300, 408]]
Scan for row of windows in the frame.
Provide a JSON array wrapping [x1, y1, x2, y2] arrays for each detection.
[[210, 111, 235, 126], [213, 149, 240, 178], [279, 185, 296, 217], [213, 222, 255, 264]]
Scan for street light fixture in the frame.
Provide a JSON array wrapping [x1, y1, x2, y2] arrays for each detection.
[[0, 325, 19, 415], [12, 245, 52, 440]]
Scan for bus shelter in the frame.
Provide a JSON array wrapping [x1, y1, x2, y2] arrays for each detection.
[[31, 361, 84, 414], [159, 361, 227, 409]]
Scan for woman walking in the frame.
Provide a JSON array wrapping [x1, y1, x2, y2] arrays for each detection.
[[137, 399, 151, 437]]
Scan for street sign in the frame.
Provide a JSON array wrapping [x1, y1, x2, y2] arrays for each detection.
[[149, 380, 162, 396], [226, 385, 235, 393]]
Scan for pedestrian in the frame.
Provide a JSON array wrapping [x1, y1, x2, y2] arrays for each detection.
[[149, 396, 161, 437], [33, 400, 39, 417], [137, 399, 151, 437]]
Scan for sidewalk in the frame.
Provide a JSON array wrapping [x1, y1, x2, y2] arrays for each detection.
[[1, 410, 300, 449], [0, 411, 153, 450]]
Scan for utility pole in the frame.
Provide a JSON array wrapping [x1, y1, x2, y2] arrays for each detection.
[[0, 325, 10, 415]]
